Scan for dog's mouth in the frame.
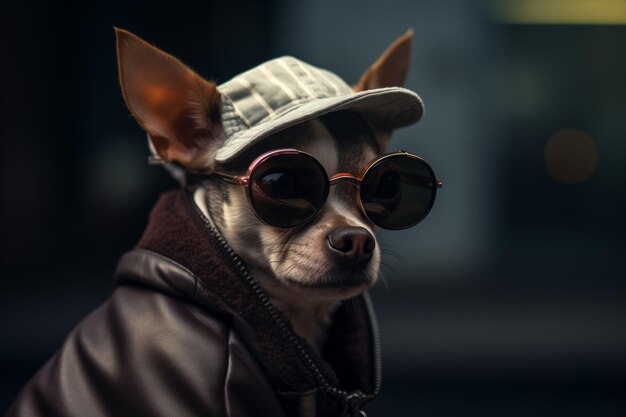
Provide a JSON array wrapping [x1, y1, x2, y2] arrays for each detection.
[[284, 264, 376, 291]]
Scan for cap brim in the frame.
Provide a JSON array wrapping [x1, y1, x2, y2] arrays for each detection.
[[215, 87, 424, 163]]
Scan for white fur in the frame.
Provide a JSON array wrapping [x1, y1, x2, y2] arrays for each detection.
[[301, 121, 339, 176]]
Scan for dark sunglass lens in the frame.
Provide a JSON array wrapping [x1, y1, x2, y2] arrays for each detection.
[[360, 155, 437, 229], [257, 171, 299, 199], [250, 153, 328, 228]]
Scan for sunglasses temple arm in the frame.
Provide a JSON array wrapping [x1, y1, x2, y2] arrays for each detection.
[[210, 171, 249, 186]]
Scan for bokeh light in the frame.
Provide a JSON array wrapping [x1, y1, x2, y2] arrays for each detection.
[[544, 128, 599, 184]]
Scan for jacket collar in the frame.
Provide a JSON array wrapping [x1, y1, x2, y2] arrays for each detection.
[[115, 188, 381, 411]]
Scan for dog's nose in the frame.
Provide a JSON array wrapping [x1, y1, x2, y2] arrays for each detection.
[[327, 227, 375, 267]]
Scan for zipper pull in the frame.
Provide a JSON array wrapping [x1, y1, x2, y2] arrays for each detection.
[[345, 398, 367, 417]]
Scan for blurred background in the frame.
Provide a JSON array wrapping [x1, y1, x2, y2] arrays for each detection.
[[2, 0, 625, 415]]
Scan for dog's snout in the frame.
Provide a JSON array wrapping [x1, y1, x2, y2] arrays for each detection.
[[327, 227, 375, 267]]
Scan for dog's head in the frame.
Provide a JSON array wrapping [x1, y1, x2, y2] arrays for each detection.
[[116, 29, 413, 303]]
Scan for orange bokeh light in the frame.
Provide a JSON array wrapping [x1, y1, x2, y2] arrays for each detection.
[[544, 128, 599, 185]]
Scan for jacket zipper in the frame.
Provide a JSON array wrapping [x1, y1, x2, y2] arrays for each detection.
[[189, 191, 381, 413]]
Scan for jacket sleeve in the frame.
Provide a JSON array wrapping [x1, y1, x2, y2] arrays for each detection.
[[6, 285, 286, 417]]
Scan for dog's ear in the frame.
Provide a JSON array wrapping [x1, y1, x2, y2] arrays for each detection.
[[115, 28, 223, 171], [353, 29, 412, 92], [354, 29, 413, 153]]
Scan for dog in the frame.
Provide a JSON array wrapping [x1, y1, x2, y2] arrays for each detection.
[[116, 27, 431, 349], [8, 28, 441, 417]]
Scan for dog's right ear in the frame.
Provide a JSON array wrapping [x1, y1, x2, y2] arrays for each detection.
[[115, 28, 223, 171]]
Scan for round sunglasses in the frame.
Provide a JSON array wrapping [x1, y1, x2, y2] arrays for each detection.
[[208, 149, 442, 230]]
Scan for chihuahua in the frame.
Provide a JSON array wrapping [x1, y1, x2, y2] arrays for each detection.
[[116, 27, 436, 351], [7, 28, 442, 417]]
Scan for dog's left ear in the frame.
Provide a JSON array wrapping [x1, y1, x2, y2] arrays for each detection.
[[115, 28, 223, 171], [354, 29, 412, 91], [354, 29, 413, 152]]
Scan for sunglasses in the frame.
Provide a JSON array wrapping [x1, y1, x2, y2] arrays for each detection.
[[208, 149, 442, 230]]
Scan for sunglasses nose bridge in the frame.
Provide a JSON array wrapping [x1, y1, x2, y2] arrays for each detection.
[[329, 173, 361, 187]]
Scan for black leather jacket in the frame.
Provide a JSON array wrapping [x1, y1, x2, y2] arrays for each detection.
[[6, 189, 381, 417]]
